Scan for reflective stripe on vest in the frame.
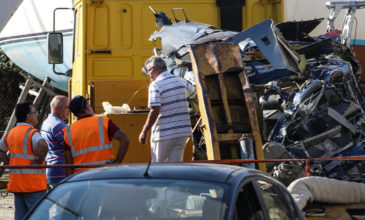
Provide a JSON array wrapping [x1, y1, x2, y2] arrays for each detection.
[[23, 127, 32, 154], [66, 117, 113, 158], [9, 169, 46, 175], [9, 153, 36, 160]]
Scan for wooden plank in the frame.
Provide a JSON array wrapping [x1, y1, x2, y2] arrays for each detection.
[[218, 74, 233, 128], [217, 133, 249, 142], [5, 79, 32, 134], [189, 44, 221, 160], [189, 42, 264, 164], [239, 72, 266, 172]]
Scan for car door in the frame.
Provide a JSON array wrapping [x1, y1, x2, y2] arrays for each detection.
[[231, 179, 266, 220], [231, 176, 304, 220]]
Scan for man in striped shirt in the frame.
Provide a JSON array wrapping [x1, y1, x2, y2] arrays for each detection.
[[139, 56, 196, 162], [40, 95, 70, 187]]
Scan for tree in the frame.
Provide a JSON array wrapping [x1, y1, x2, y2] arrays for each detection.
[[0, 49, 25, 134], [0, 48, 22, 73]]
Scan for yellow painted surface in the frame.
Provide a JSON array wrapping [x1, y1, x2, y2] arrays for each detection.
[[106, 113, 193, 163], [243, 0, 283, 29], [71, 3, 86, 98], [89, 80, 150, 114]]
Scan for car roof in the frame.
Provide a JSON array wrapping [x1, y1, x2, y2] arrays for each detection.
[[65, 163, 265, 184]]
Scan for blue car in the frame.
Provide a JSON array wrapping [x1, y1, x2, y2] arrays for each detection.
[[25, 163, 305, 220]]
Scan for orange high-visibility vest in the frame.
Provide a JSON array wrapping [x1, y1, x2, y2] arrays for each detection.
[[5, 125, 47, 193], [64, 116, 113, 173]]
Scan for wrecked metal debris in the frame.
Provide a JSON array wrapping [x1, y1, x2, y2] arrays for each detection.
[[148, 8, 365, 185]]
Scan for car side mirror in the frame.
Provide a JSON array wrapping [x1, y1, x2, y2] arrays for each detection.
[[48, 32, 63, 64]]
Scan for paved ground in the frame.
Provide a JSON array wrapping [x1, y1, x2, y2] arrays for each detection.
[[0, 172, 14, 219], [0, 170, 15, 220], [0, 192, 14, 220]]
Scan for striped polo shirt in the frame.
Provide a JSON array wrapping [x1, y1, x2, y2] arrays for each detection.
[[148, 71, 195, 141], [40, 114, 66, 184]]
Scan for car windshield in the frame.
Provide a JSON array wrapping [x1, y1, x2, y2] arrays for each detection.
[[27, 179, 227, 220]]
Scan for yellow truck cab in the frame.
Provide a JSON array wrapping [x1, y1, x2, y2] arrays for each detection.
[[49, 0, 283, 163]]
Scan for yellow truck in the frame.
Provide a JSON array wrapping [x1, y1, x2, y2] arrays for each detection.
[[48, 0, 283, 163]]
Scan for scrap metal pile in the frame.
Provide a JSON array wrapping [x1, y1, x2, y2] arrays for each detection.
[[148, 8, 365, 185]]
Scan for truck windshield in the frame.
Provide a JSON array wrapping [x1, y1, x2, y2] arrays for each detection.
[[27, 179, 227, 220]]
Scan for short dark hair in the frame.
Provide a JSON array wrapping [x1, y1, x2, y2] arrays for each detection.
[[15, 101, 33, 122], [69, 95, 89, 116]]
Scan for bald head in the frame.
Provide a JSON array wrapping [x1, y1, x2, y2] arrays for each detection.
[[50, 95, 70, 121]]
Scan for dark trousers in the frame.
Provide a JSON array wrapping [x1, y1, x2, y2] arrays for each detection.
[[14, 190, 46, 220]]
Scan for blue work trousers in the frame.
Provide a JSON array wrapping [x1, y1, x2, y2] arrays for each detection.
[[14, 190, 47, 220]]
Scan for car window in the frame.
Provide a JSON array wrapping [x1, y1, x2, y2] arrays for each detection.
[[26, 179, 228, 220], [233, 182, 264, 220], [255, 180, 298, 220]]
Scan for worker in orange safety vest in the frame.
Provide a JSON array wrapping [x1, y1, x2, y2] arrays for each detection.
[[0, 102, 48, 220], [63, 96, 129, 174]]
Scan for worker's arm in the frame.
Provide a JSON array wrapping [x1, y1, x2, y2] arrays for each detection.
[[112, 129, 129, 164], [30, 139, 48, 165], [37, 139, 48, 162], [64, 149, 73, 176], [62, 127, 73, 176], [0, 138, 9, 164], [139, 106, 160, 144]]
